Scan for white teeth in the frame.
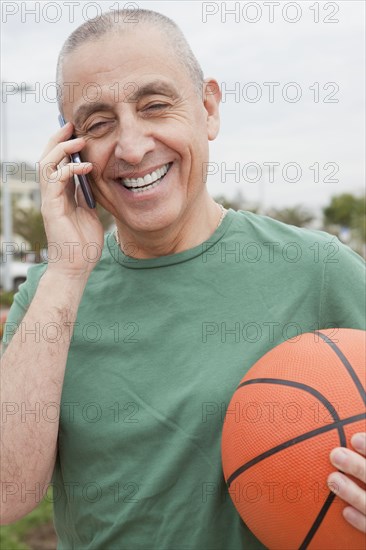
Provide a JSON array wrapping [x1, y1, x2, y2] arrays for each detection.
[[122, 163, 170, 188], [129, 179, 162, 193]]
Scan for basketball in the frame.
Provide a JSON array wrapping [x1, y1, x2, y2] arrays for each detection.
[[221, 328, 366, 549]]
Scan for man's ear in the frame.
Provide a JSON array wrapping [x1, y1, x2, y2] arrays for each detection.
[[203, 78, 221, 141]]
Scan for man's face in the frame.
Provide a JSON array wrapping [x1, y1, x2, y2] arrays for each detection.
[[62, 25, 220, 234]]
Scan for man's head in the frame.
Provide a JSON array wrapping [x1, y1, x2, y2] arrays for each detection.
[[56, 9, 221, 244], [56, 9, 204, 100]]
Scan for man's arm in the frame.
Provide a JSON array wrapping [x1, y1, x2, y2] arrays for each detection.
[[0, 122, 104, 524], [1, 272, 89, 523]]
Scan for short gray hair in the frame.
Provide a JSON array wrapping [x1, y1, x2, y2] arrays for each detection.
[[56, 8, 204, 108]]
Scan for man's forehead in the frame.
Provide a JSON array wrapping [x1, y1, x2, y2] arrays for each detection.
[[64, 24, 171, 74], [62, 32, 181, 91]]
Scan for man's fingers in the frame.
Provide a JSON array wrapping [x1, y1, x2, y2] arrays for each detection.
[[42, 163, 93, 208], [351, 433, 366, 456], [41, 138, 87, 181], [343, 506, 366, 533], [47, 162, 93, 187], [39, 121, 74, 159], [328, 439, 366, 533], [57, 157, 69, 171], [330, 446, 366, 483], [328, 472, 366, 515]]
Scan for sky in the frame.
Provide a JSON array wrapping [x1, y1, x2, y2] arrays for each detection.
[[1, 0, 365, 216]]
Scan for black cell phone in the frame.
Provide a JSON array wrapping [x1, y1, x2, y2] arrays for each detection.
[[58, 114, 96, 208]]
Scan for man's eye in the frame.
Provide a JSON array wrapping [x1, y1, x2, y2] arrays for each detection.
[[88, 122, 107, 132], [87, 120, 115, 135], [145, 103, 167, 111]]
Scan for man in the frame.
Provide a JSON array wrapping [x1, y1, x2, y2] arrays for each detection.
[[1, 9, 365, 549]]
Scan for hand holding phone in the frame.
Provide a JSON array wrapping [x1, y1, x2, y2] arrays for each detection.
[[58, 114, 96, 208]]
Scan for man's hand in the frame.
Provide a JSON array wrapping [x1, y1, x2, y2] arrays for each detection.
[[39, 122, 104, 278], [328, 433, 366, 533]]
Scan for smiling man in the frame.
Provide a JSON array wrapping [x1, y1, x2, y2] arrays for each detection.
[[58, 12, 223, 258], [1, 8, 365, 550]]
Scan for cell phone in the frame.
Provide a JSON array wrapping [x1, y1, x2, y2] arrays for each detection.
[[58, 114, 96, 208]]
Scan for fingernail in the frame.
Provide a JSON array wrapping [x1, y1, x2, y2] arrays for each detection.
[[327, 473, 342, 494], [330, 447, 348, 467]]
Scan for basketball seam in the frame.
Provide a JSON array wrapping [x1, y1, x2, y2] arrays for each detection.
[[315, 331, 366, 405], [227, 377, 347, 488], [237, 377, 343, 424], [226, 412, 364, 487], [298, 492, 336, 550]]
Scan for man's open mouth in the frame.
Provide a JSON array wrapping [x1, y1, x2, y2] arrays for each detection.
[[118, 163, 173, 193]]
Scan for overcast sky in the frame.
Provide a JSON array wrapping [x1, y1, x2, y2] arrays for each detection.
[[1, 0, 365, 215]]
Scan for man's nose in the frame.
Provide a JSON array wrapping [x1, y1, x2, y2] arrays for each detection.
[[114, 116, 155, 165]]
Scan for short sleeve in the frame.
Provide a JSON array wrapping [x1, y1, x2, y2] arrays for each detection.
[[320, 239, 366, 330], [1, 263, 47, 353]]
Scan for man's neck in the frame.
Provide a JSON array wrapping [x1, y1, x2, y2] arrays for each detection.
[[115, 196, 224, 259]]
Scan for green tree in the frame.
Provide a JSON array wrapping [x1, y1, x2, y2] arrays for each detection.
[[323, 193, 365, 237], [12, 204, 114, 263], [323, 193, 365, 257], [13, 207, 47, 262]]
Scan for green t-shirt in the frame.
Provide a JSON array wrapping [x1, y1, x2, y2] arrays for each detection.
[[4, 210, 366, 550]]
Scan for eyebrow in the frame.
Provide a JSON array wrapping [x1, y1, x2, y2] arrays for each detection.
[[73, 80, 179, 127]]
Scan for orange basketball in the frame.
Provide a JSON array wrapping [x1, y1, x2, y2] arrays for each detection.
[[221, 328, 366, 549]]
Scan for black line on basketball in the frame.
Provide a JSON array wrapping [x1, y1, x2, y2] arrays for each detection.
[[237, 377, 344, 432], [299, 491, 336, 550], [315, 331, 366, 405], [226, 412, 364, 488]]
